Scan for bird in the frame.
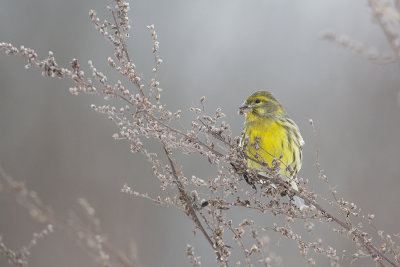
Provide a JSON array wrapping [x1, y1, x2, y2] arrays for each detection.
[[239, 91, 306, 208]]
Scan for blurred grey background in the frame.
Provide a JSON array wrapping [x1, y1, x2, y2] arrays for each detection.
[[1, 0, 399, 266]]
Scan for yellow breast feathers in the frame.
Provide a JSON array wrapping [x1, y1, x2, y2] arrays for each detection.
[[243, 117, 303, 179]]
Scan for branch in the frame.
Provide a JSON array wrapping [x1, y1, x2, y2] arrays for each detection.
[[369, 0, 400, 66], [258, 173, 396, 267], [161, 143, 225, 264]]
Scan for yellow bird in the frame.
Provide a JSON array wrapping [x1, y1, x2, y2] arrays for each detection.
[[239, 91, 305, 207]]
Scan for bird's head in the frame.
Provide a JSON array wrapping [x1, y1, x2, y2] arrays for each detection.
[[239, 91, 285, 120]]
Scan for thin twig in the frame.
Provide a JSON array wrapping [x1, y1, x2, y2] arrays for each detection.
[[111, 9, 145, 98], [161, 143, 224, 264]]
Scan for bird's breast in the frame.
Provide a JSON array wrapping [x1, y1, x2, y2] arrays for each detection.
[[244, 119, 294, 175]]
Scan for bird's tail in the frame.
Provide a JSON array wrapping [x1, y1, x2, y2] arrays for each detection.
[[290, 180, 309, 210]]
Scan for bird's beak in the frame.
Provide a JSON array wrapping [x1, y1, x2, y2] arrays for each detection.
[[238, 103, 250, 115]]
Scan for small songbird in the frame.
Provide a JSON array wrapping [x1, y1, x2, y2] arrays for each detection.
[[239, 91, 306, 208]]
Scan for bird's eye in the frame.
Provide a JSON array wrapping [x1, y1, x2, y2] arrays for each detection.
[[255, 99, 261, 104]]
